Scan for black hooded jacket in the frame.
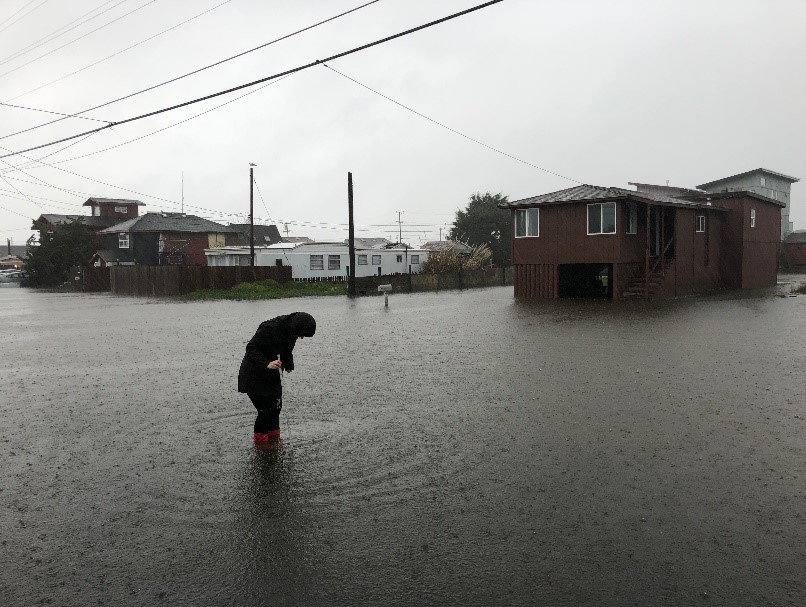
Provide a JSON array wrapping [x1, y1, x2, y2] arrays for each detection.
[[237, 312, 315, 395]]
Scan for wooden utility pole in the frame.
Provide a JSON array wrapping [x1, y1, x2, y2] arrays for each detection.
[[347, 172, 356, 297], [249, 164, 255, 267]]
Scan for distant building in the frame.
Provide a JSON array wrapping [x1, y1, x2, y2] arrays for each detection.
[[205, 241, 430, 278], [696, 169, 799, 240], [93, 212, 239, 266], [228, 223, 283, 246], [783, 230, 806, 267], [33, 198, 145, 233]]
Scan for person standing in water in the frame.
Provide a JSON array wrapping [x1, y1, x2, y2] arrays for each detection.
[[238, 312, 316, 443]]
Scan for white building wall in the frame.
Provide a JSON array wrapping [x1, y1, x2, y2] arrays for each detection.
[[205, 244, 428, 278]]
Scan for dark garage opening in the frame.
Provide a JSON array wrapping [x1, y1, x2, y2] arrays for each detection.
[[558, 263, 613, 299]]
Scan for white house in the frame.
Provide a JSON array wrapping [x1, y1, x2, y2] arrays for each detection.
[[204, 241, 429, 279]]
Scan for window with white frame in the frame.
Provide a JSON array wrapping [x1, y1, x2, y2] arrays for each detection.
[[328, 255, 340, 270], [696, 215, 705, 233], [750, 209, 756, 228], [310, 255, 324, 270], [396, 255, 403, 263], [760, 176, 766, 187], [358, 254, 367, 265], [372, 255, 381, 265], [118, 233, 129, 249], [626, 201, 637, 235], [114, 206, 128, 214], [515, 208, 539, 237], [411, 255, 420, 264], [588, 202, 616, 235]]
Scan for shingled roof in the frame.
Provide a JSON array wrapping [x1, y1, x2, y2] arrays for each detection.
[[499, 184, 702, 209], [34, 214, 118, 229], [99, 212, 238, 234]]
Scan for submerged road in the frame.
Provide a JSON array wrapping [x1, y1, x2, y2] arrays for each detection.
[[1, 286, 804, 606]]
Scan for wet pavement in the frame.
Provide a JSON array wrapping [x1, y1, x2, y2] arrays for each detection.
[[1, 284, 805, 606]]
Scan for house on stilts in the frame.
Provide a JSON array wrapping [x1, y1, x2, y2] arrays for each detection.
[[499, 177, 789, 300]]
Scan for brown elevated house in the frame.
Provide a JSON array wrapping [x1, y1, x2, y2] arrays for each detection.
[[499, 184, 784, 300]]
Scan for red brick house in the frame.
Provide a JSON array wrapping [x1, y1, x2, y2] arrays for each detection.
[[92, 212, 239, 266], [499, 184, 784, 300]]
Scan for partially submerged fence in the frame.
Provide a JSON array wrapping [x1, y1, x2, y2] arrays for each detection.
[[82, 265, 291, 296], [354, 267, 513, 295], [79, 265, 511, 297]]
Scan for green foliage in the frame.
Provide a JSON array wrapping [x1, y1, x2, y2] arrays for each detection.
[[24, 219, 98, 287], [182, 279, 346, 300], [449, 192, 511, 265], [421, 243, 492, 273]]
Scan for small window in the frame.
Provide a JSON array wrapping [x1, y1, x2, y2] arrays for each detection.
[[396, 255, 403, 263], [310, 255, 324, 270], [588, 202, 616, 235], [372, 255, 381, 265], [275, 259, 283, 266], [328, 255, 340, 270], [626, 201, 637, 235], [411, 255, 420, 264], [118, 233, 129, 249], [357, 254, 367, 265], [114, 206, 128, 214], [750, 209, 756, 228], [760, 176, 766, 187], [696, 215, 705, 233], [515, 208, 539, 237]]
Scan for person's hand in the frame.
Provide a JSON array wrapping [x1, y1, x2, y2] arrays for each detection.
[[267, 359, 282, 370]]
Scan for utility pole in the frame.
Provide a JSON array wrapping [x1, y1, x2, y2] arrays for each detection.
[[347, 172, 356, 298], [249, 163, 256, 266], [396, 211, 403, 244]]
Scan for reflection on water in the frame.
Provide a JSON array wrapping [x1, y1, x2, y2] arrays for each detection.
[[1, 286, 805, 606]]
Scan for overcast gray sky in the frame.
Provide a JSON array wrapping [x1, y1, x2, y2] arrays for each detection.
[[1, 0, 804, 247]]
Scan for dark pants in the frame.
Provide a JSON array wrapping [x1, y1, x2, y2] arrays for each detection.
[[248, 392, 283, 433]]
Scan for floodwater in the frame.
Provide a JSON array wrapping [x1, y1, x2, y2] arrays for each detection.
[[1, 284, 805, 606]]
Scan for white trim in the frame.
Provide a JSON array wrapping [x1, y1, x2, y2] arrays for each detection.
[[696, 214, 706, 233], [514, 207, 539, 238], [587, 202, 616, 235]]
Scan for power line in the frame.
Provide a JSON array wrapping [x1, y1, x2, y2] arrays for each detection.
[[0, 0, 505, 160], [1, 74, 292, 173], [5, 0, 234, 101], [0, 0, 51, 35], [0, 101, 111, 123], [0, 0, 126, 67], [322, 63, 582, 184], [1, 0, 382, 139], [0, 0, 159, 80]]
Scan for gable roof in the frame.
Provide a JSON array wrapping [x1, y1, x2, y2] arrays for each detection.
[[99, 212, 237, 234], [500, 184, 702, 209], [34, 214, 118, 229], [228, 223, 282, 245], [697, 168, 799, 190]]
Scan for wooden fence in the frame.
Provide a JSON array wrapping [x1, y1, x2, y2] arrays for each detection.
[[82, 265, 291, 296], [79, 265, 511, 297]]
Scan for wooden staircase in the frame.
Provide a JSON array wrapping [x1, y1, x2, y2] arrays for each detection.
[[622, 259, 673, 300]]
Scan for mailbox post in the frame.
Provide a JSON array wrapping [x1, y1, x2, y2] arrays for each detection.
[[378, 283, 392, 307]]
